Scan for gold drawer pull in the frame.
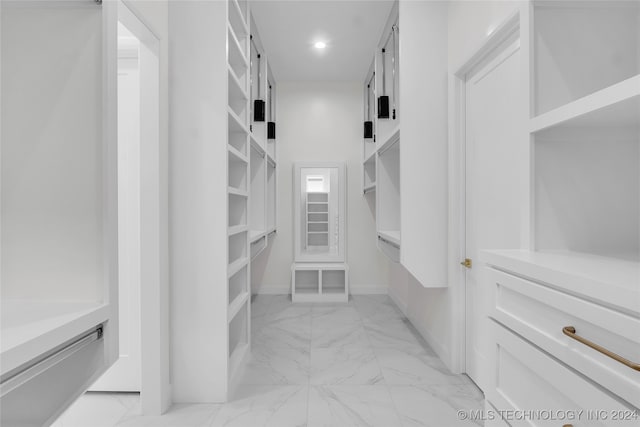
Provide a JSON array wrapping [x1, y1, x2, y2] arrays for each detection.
[[562, 326, 640, 371]]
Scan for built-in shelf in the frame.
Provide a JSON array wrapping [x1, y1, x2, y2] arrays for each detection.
[[530, 74, 640, 133], [228, 187, 248, 197], [363, 183, 376, 194], [227, 291, 249, 323], [228, 225, 248, 236], [266, 152, 276, 167], [228, 341, 249, 381], [228, 0, 248, 41], [227, 26, 248, 75], [249, 230, 266, 243], [250, 132, 265, 155], [227, 257, 249, 279], [363, 150, 376, 165], [378, 230, 400, 247], [1, 301, 110, 375], [228, 108, 249, 135], [250, 235, 267, 259], [228, 68, 248, 103], [228, 145, 248, 164], [291, 263, 349, 303], [377, 126, 400, 155], [481, 250, 640, 315]]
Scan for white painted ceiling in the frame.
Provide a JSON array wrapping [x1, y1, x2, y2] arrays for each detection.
[[250, 0, 394, 82]]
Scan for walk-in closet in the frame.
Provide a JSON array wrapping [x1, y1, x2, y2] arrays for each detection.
[[1, 1, 638, 426]]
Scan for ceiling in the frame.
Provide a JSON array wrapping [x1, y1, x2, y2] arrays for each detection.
[[251, 0, 394, 82]]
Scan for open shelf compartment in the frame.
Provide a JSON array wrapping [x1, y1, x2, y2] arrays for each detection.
[[532, 1, 640, 116]]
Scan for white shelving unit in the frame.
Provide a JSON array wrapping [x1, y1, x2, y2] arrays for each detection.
[[291, 264, 349, 303], [267, 156, 277, 233], [247, 19, 277, 261], [362, 61, 377, 194], [1, 1, 119, 424], [377, 129, 400, 261], [306, 192, 330, 249], [362, 5, 402, 263], [226, 0, 251, 389], [530, 1, 640, 267]]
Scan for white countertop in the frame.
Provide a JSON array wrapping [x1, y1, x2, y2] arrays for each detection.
[[481, 249, 640, 315]]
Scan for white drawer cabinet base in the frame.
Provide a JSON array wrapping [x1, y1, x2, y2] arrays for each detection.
[[487, 321, 637, 427]]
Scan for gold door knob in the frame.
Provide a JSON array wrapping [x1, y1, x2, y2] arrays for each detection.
[[460, 258, 472, 268]]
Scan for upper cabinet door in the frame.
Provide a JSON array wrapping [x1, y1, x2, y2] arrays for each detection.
[[1, 1, 118, 425], [398, 1, 448, 287]]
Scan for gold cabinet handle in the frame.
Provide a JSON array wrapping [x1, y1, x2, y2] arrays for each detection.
[[562, 326, 640, 371]]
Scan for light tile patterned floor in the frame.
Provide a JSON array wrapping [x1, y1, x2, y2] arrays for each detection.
[[53, 295, 483, 427]]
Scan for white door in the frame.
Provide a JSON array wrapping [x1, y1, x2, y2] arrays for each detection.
[[464, 39, 522, 388], [91, 23, 142, 392]]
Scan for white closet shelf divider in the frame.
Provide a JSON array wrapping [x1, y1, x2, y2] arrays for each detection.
[[228, 187, 248, 197], [228, 225, 249, 236], [530, 74, 640, 133], [250, 131, 266, 154], [363, 150, 376, 165], [228, 145, 248, 164], [266, 152, 276, 167], [227, 257, 249, 278], [228, 0, 248, 39], [249, 230, 267, 242], [377, 127, 400, 155], [227, 26, 249, 72], [228, 342, 249, 380], [363, 183, 376, 194], [227, 292, 249, 323], [228, 108, 249, 134], [228, 68, 248, 101]]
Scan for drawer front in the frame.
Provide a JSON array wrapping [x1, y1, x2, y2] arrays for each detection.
[[488, 267, 640, 408], [487, 321, 638, 427]]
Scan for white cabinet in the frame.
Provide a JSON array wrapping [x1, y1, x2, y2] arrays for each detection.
[[482, 1, 640, 420], [362, 1, 449, 288], [248, 19, 277, 259], [170, 0, 253, 401], [291, 264, 349, 303], [1, 0, 118, 424]]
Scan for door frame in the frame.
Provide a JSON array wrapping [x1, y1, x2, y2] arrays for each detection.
[[448, 9, 525, 376], [117, 0, 169, 415]]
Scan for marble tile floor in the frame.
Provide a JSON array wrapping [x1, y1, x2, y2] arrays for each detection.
[[53, 295, 483, 427]]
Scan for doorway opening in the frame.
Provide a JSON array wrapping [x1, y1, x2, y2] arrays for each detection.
[[90, 1, 162, 415]]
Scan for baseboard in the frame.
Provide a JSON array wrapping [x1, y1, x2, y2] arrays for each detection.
[[255, 285, 289, 295], [407, 311, 452, 370], [255, 284, 388, 295], [349, 284, 388, 295], [387, 286, 408, 316]]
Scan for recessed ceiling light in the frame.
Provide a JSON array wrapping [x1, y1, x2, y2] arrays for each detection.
[[314, 41, 327, 49]]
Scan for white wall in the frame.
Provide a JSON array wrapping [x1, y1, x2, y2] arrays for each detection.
[[251, 82, 390, 294], [388, 0, 521, 371]]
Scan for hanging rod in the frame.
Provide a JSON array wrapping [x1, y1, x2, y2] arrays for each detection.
[[378, 235, 400, 249], [1, 325, 104, 397]]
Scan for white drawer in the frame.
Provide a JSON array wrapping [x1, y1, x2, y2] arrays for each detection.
[[487, 321, 638, 427], [487, 267, 640, 408]]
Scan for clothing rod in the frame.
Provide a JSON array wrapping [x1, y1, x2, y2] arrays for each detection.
[[378, 235, 400, 249], [0, 325, 103, 396]]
